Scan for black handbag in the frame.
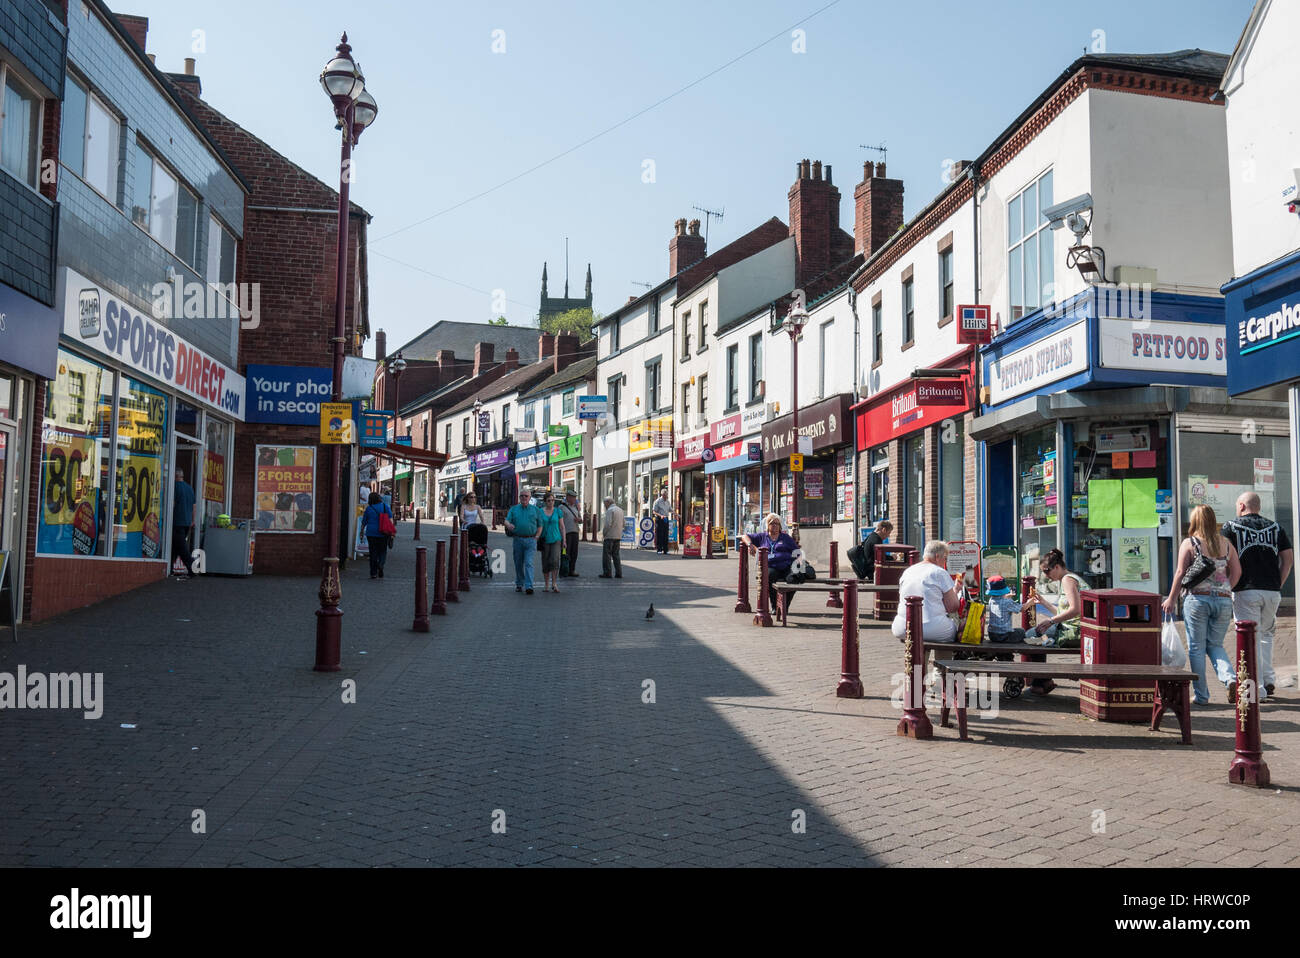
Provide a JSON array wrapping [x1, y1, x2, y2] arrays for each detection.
[[1180, 537, 1216, 592], [846, 544, 869, 579]]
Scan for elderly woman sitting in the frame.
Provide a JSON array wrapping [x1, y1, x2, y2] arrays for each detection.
[[891, 540, 962, 643], [742, 513, 799, 613]]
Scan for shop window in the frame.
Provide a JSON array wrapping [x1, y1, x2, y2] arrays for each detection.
[[1017, 425, 1058, 576], [113, 378, 168, 559], [38, 349, 115, 556], [940, 416, 965, 541], [1008, 169, 1054, 322], [1, 62, 41, 189], [175, 398, 201, 441], [835, 448, 854, 522], [869, 446, 889, 523], [904, 435, 924, 546]]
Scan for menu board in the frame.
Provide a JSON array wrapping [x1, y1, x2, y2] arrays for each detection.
[[254, 445, 316, 533]]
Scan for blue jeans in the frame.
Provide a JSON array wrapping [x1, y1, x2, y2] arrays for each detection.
[[1184, 594, 1234, 703], [512, 536, 536, 589]]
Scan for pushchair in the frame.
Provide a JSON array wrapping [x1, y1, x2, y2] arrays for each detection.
[[466, 523, 491, 578]]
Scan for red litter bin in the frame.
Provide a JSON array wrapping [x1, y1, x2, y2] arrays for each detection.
[[1079, 589, 1160, 722], [873, 544, 917, 622]]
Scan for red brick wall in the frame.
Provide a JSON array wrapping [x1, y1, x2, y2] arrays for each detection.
[[29, 557, 165, 622]]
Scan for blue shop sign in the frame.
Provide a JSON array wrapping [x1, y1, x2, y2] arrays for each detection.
[[0, 282, 61, 380], [1223, 249, 1300, 396], [246, 365, 332, 424]]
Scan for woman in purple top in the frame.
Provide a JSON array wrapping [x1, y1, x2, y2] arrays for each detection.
[[742, 513, 800, 613]]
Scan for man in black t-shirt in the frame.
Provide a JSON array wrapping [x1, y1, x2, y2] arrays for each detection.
[[858, 520, 894, 581], [1222, 492, 1294, 701]]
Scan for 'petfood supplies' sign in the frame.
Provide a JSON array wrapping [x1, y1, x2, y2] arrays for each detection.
[[987, 321, 1088, 405], [61, 268, 246, 419]]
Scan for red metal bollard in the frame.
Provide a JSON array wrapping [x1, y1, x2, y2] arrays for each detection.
[[734, 545, 752, 614], [446, 533, 460, 603], [753, 546, 774, 627], [1019, 575, 1037, 631], [451, 514, 460, 539], [826, 540, 843, 609], [458, 527, 471, 592], [1228, 620, 1270, 787], [412, 545, 430, 632], [431, 539, 448, 615], [836, 580, 863, 698], [897, 595, 933, 739], [414, 511, 421, 541]]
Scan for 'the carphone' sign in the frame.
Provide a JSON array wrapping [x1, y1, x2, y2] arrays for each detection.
[[1224, 258, 1300, 395]]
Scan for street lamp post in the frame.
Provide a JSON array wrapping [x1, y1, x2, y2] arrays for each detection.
[[315, 33, 378, 672], [783, 291, 809, 543], [388, 351, 406, 516]]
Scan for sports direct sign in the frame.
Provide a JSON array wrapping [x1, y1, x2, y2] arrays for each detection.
[[61, 269, 246, 419]]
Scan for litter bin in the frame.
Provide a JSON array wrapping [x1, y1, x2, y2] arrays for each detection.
[[1080, 588, 1159, 722], [873, 544, 917, 621]]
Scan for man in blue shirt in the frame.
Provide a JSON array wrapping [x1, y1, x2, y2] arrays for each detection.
[[173, 468, 197, 579], [505, 487, 543, 594]]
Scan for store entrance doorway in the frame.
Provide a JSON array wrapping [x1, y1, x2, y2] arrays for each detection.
[[174, 439, 202, 570]]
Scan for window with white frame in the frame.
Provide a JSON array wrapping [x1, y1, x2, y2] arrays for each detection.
[[607, 376, 621, 428], [524, 402, 535, 429], [681, 312, 691, 359], [60, 74, 120, 202], [1008, 168, 1054, 322], [872, 301, 882, 364], [444, 422, 451, 451], [697, 301, 708, 350], [563, 389, 575, 417], [681, 382, 691, 425], [939, 247, 954, 320], [1, 62, 42, 189], [646, 358, 662, 411], [725, 344, 739, 410], [610, 318, 620, 352], [207, 215, 236, 285], [902, 278, 914, 344], [818, 320, 833, 398], [748, 332, 763, 401], [462, 417, 469, 450], [501, 403, 510, 437], [697, 373, 708, 424], [133, 143, 199, 267]]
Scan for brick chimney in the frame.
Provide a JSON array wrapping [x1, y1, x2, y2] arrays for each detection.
[[538, 333, 555, 360], [854, 161, 905, 257], [788, 158, 843, 286], [435, 348, 455, 368], [553, 334, 579, 373], [473, 342, 494, 377], [375, 329, 387, 363], [669, 217, 707, 276], [170, 58, 202, 97], [117, 14, 149, 52], [504, 347, 520, 370]]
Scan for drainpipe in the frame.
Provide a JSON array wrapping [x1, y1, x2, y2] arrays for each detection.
[[969, 161, 985, 546]]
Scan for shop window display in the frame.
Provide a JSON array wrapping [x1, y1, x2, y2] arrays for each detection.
[[1017, 425, 1057, 576], [113, 377, 169, 559]]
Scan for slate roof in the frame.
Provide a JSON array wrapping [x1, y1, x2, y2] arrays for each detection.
[[519, 357, 598, 401], [393, 321, 542, 363]]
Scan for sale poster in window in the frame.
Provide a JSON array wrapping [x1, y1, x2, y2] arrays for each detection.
[[255, 445, 316, 532], [113, 380, 167, 559], [39, 431, 101, 554], [203, 450, 226, 503], [804, 469, 824, 499]]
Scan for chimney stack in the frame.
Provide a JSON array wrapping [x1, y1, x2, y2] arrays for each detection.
[[147, 53, 156, 65], [538, 332, 556, 360], [375, 329, 387, 363], [788, 157, 842, 285], [553, 334, 579, 373], [669, 216, 707, 276], [184, 57, 196, 75], [504, 347, 520, 370], [854, 161, 905, 257], [473, 342, 495, 378], [117, 14, 149, 53]]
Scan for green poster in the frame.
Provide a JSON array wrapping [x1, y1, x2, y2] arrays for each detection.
[[1122, 477, 1158, 528], [1088, 479, 1123, 528]]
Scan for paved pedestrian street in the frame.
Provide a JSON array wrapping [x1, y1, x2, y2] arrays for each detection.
[[2, 521, 1298, 868]]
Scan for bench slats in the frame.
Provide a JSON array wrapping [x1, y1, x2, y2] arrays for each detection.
[[934, 660, 1195, 681]]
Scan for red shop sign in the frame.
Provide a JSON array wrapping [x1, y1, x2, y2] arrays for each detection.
[[857, 376, 972, 450], [709, 414, 742, 446], [711, 440, 746, 461], [673, 433, 707, 469]]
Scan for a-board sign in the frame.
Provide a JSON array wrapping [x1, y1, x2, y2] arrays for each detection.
[[946, 540, 982, 596]]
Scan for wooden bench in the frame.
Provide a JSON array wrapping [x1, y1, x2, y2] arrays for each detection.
[[770, 580, 894, 625], [933, 659, 1197, 744]]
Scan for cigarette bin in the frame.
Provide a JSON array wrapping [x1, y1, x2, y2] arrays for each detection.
[[873, 544, 917, 621], [1079, 588, 1159, 722]]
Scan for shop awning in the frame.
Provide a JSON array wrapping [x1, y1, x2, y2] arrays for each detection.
[[380, 442, 448, 468]]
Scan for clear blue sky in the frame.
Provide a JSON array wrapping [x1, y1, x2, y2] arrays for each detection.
[[126, 0, 1253, 352]]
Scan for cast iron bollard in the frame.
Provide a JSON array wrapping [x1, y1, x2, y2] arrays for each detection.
[[1228, 619, 1270, 787], [753, 546, 774, 627], [414, 511, 421, 541], [897, 594, 933, 739], [826, 540, 843, 609], [412, 545, 430, 632], [836, 580, 863, 698], [446, 533, 460, 603], [458, 528, 471, 592], [734, 546, 752, 614], [431, 539, 448, 615], [1020, 574, 1036, 631], [451, 514, 460, 539]]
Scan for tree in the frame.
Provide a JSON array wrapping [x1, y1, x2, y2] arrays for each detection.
[[487, 316, 508, 326], [539, 307, 600, 341]]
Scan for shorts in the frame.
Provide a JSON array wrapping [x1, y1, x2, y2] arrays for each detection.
[[541, 539, 562, 573]]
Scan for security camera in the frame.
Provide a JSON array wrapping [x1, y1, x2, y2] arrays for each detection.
[[1043, 192, 1093, 230]]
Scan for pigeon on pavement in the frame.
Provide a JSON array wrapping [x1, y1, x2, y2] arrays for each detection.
[[645, 604, 655, 619]]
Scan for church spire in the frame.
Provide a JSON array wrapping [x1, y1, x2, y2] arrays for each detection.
[[585, 263, 592, 300], [541, 262, 548, 298]]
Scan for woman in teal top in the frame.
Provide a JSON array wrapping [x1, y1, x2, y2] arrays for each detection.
[[538, 491, 567, 593]]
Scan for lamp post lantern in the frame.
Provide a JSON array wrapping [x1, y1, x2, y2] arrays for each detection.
[[782, 291, 809, 543], [314, 33, 377, 672]]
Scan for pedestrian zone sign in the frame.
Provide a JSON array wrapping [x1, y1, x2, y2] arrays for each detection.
[[790, 453, 804, 472]]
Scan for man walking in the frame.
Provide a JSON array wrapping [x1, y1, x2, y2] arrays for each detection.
[[652, 487, 671, 554], [172, 467, 197, 579], [1222, 491, 1293, 700], [599, 495, 625, 579], [505, 487, 543, 594], [559, 489, 582, 576]]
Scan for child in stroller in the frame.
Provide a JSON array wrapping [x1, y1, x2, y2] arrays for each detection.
[[466, 521, 491, 577]]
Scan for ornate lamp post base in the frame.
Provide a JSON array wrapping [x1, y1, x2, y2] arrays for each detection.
[[315, 557, 343, 671]]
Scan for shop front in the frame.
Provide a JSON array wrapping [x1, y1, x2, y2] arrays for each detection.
[[0, 278, 61, 620], [761, 393, 855, 565], [629, 415, 672, 521], [35, 268, 246, 619], [470, 443, 515, 516], [593, 416, 630, 520], [548, 433, 584, 495], [437, 459, 472, 517], [515, 443, 550, 496], [705, 436, 764, 551], [854, 349, 974, 550], [673, 432, 707, 547], [974, 287, 1288, 596]]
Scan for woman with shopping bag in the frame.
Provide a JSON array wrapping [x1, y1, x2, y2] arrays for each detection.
[[362, 491, 396, 579]]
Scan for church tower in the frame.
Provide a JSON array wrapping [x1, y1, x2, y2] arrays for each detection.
[[538, 258, 593, 322]]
